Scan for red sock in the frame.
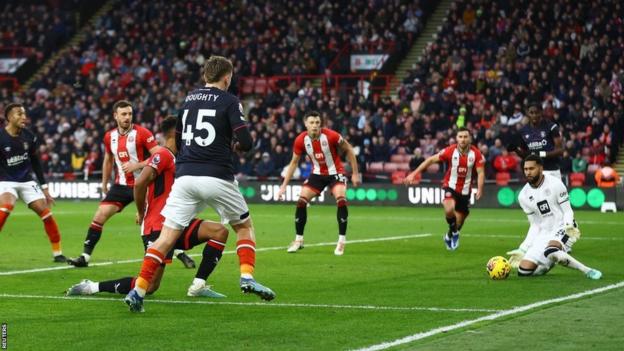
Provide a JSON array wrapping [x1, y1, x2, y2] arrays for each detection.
[[236, 239, 256, 276], [136, 248, 165, 295], [0, 204, 14, 231], [40, 208, 62, 253]]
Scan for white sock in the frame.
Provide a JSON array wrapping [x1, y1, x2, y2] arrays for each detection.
[[533, 264, 553, 276], [551, 251, 590, 274], [192, 278, 206, 287], [241, 273, 253, 279], [90, 281, 100, 293], [135, 287, 146, 297], [295, 235, 304, 242], [81, 253, 91, 262], [53, 251, 62, 256], [452, 231, 459, 237], [338, 235, 346, 243], [174, 249, 184, 256]]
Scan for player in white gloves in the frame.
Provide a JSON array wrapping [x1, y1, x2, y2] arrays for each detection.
[[507, 155, 601, 279]]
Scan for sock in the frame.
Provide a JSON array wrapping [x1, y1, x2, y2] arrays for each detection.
[[517, 266, 535, 276], [338, 234, 346, 243], [236, 239, 255, 278], [545, 246, 590, 274], [98, 277, 135, 294], [445, 216, 457, 234], [195, 239, 225, 281], [295, 234, 304, 242], [0, 204, 14, 231], [533, 264, 553, 276], [192, 278, 206, 287], [135, 248, 165, 297], [336, 197, 348, 236], [174, 249, 184, 256], [40, 209, 62, 255], [295, 197, 308, 235], [83, 221, 103, 256]]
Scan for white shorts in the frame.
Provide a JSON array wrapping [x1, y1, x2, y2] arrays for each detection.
[[0, 181, 45, 204], [524, 226, 573, 267], [161, 176, 249, 229]]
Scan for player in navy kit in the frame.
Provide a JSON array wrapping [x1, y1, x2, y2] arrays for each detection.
[[124, 56, 275, 312], [66, 116, 229, 298], [513, 102, 564, 178], [0, 103, 66, 262]]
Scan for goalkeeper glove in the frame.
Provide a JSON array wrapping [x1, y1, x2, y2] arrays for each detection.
[[506, 248, 526, 269], [564, 220, 581, 243]]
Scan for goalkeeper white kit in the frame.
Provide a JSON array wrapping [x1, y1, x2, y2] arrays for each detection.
[[516, 174, 579, 267]]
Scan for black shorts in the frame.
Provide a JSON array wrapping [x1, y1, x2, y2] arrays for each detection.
[[303, 173, 347, 194], [141, 218, 203, 264], [101, 184, 134, 212], [443, 187, 470, 215]]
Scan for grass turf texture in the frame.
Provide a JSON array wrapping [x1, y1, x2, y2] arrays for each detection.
[[0, 201, 622, 350]]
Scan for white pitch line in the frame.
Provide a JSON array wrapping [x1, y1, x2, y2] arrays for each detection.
[[0, 233, 431, 276], [255, 213, 624, 226], [465, 233, 624, 241], [0, 293, 497, 313], [353, 281, 624, 351], [7, 209, 624, 225]]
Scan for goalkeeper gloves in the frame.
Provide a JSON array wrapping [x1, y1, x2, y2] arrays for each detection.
[[506, 248, 526, 269], [564, 220, 581, 243]]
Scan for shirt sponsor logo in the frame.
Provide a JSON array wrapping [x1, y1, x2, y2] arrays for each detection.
[[537, 200, 551, 215], [6, 152, 29, 166]]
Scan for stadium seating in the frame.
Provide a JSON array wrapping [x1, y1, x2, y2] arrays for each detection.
[[495, 172, 511, 186], [1, 0, 619, 184], [569, 172, 586, 187]]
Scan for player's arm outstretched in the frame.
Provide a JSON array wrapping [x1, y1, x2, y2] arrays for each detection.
[[507, 194, 539, 268], [277, 153, 302, 200], [403, 154, 440, 185], [338, 139, 360, 187], [555, 179, 581, 242], [101, 151, 114, 196], [475, 163, 485, 200], [133, 164, 157, 225]]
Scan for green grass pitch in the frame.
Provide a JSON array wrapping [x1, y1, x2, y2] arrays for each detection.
[[0, 201, 622, 350]]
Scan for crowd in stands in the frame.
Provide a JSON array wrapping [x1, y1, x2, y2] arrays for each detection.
[[2, 0, 429, 181], [1, 0, 622, 187], [397, 0, 623, 184], [0, 0, 76, 67]]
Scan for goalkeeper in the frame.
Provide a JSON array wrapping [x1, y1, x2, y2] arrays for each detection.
[[506, 155, 602, 279]]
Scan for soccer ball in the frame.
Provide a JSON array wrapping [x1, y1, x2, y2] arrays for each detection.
[[486, 256, 511, 280]]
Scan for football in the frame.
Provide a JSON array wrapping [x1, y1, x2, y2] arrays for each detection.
[[486, 256, 511, 280]]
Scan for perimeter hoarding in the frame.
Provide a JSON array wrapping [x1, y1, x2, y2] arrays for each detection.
[[45, 181, 620, 210]]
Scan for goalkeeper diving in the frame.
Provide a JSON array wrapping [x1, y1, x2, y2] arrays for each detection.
[[506, 155, 602, 279]]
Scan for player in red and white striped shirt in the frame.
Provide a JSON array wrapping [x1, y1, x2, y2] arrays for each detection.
[[277, 111, 360, 255], [69, 100, 159, 267], [404, 127, 485, 250]]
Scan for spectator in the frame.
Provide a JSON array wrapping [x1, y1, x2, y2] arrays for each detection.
[[572, 151, 588, 173], [255, 152, 276, 178], [493, 149, 518, 174], [409, 148, 425, 171]]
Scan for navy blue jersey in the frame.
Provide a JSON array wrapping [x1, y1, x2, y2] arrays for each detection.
[[175, 87, 247, 180], [519, 120, 561, 170], [0, 128, 39, 182]]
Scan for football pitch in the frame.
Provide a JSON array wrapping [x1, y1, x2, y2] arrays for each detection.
[[0, 201, 623, 350]]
